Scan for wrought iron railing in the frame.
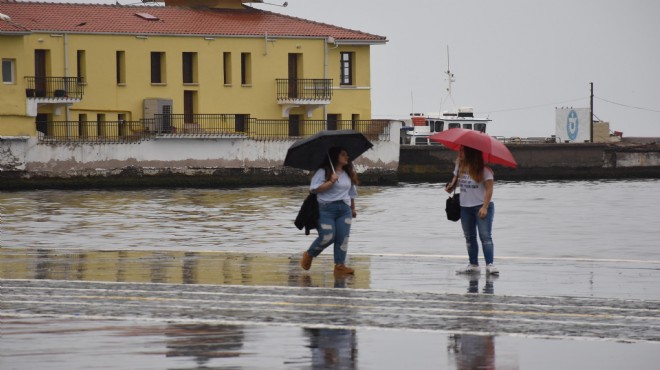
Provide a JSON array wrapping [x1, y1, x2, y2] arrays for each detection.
[[38, 121, 147, 143], [37, 116, 391, 143], [276, 78, 332, 101], [25, 76, 85, 99]]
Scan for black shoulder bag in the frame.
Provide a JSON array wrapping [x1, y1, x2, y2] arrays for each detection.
[[445, 187, 461, 222]]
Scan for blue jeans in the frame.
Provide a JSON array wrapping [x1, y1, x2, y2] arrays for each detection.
[[460, 202, 495, 266], [307, 201, 352, 264]]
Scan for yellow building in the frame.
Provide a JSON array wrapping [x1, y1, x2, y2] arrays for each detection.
[[0, 0, 387, 140]]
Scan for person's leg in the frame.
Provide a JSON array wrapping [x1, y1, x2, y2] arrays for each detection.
[[307, 204, 335, 257], [332, 202, 353, 265], [476, 202, 495, 265], [460, 206, 479, 266]]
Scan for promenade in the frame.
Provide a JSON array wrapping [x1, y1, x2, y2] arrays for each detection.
[[2, 249, 659, 369]]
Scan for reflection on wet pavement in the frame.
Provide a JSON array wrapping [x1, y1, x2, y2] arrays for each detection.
[[304, 328, 358, 369], [4, 316, 660, 370], [2, 248, 660, 369], [448, 334, 495, 370], [164, 323, 245, 365], [0, 249, 370, 288]]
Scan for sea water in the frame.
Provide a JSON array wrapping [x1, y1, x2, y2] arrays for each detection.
[[1, 179, 659, 261]]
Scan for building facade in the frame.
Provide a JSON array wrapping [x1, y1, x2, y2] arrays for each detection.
[[0, 0, 387, 140]]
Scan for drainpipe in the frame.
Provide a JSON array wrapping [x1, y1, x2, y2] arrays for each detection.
[[64, 33, 70, 135], [323, 37, 328, 125]]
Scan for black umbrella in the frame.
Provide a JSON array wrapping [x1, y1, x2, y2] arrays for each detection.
[[283, 130, 373, 171]]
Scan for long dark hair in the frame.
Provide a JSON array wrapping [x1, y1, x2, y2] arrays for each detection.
[[459, 146, 486, 182], [321, 146, 359, 185]]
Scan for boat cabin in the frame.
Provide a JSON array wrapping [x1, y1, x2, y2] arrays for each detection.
[[402, 107, 491, 145]]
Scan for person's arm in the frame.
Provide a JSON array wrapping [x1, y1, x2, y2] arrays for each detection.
[[311, 169, 338, 194], [445, 176, 458, 193], [351, 198, 357, 218], [315, 173, 339, 193], [479, 179, 494, 219], [446, 160, 459, 193]]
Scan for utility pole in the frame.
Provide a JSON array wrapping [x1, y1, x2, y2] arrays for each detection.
[[590, 82, 594, 143]]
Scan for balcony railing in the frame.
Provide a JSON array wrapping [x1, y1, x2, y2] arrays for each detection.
[[276, 78, 332, 101], [25, 76, 85, 99], [38, 121, 147, 143], [37, 116, 391, 143]]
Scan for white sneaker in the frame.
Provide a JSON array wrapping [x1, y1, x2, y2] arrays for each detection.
[[456, 264, 480, 274], [486, 264, 500, 275]]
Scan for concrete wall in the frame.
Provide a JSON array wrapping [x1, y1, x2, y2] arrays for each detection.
[[0, 121, 401, 189], [398, 142, 660, 182]]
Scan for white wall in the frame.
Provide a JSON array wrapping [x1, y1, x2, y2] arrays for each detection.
[[0, 122, 401, 176]]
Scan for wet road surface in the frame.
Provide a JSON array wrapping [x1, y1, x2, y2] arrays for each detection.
[[3, 278, 660, 342], [2, 249, 660, 369]]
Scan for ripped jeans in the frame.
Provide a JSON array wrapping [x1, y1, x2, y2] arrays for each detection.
[[307, 200, 352, 265], [460, 202, 495, 266]]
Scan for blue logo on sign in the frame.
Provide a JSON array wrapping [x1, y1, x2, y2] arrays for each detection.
[[567, 110, 579, 140]]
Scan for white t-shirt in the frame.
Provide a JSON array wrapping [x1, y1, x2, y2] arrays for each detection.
[[453, 165, 494, 207], [310, 168, 358, 205]]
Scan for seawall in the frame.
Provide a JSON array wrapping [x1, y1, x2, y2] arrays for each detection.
[[2, 129, 659, 190], [398, 141, 660, 182], [0, 122, 402, 190]]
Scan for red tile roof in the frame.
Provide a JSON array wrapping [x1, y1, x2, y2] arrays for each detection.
[[0, 1, 387, 43]]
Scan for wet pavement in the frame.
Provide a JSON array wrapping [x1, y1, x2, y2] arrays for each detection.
[[2, 249, 660, 369]]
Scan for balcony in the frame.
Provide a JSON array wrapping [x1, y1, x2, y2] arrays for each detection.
[[25, 76, 85, 100], [24, 76, 84, 117], [276, 78, 332, 118]]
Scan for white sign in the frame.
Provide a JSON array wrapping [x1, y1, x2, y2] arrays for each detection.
[[555, 108, 591, 143]]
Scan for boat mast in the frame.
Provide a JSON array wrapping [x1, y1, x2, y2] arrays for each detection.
[[443, 45, 456, 113]]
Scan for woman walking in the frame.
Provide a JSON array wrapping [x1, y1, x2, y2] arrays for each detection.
[[446, 146, 499, 275], [301, 147, 358, 275]]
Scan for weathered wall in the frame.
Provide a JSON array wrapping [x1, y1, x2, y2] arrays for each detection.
[[0, 122, 401, 189], [398, 142, 660, 182]]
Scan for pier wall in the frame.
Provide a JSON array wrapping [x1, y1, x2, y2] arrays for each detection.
[[2, 129, 659, 190], [0, 123, 401, 190], [398, 142, 660, 182]]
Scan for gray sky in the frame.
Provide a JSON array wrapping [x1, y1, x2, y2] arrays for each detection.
[[49, 0, 660, 137]]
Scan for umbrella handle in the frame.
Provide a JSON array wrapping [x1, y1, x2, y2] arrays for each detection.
[[328, 152, 336, 174]]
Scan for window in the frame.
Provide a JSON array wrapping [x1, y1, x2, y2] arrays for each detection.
[[430, 120, 444, 133], [182, 52, 197, 84], [183, 90, 196, 124], [2, 59, 15, 84], [241, 52, 251, 85], [116, 51, 126, 84], [96, 113, 105, 136], [223, 52, 232, 85], [151, 52, 165, 84], [340, 52, 354, 85], [288, 114, 300, 137], [78, 114, 87, 138], [77, 50, 86, 83], [327, 114, 339, 131], [235, 114, 248, 132], [351, 114, 360, 130]]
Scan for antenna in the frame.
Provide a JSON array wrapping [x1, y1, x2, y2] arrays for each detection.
[[442, 45, 456, 112]]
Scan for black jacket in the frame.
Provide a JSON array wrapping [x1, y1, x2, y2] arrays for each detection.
[[294, 192, 318, 235]]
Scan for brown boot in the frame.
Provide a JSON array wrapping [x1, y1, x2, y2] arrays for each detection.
[[334, 264, 354, 275], [300, 251, 313, 270]]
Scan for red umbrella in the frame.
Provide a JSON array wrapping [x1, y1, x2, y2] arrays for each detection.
[[429, 128, 518, 168]]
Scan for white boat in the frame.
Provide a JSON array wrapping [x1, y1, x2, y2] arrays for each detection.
[[401, 50, 491, 145], [402, 109, 491, 145]]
